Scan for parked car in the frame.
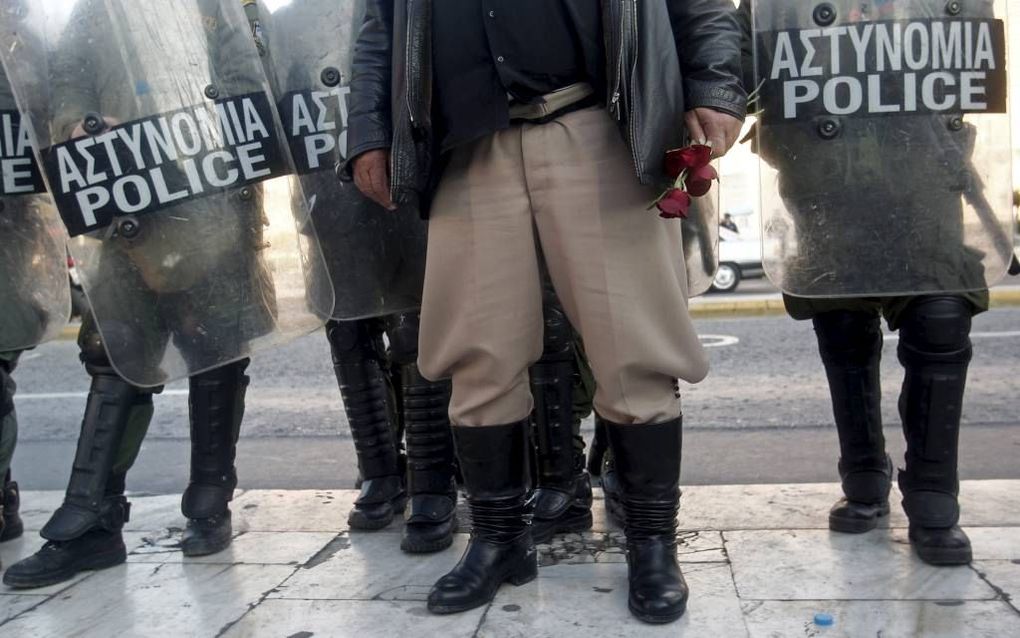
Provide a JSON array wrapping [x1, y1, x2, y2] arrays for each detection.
[[711, 227, 764, 293]]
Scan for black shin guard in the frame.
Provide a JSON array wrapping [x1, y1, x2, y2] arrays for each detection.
[[400, 361, 458, 553], [896, 297, 971, 525], [896, 296, 973, 565], [3, 335, 145, 589], [813, 311, 891, 500], [182, 360, 249, 519], [813, 311, 893, 532], [180, 359, 249, 556], [529, 288, 592, 543], [327, 320, 405, 529], [42, 364, 145, 541]]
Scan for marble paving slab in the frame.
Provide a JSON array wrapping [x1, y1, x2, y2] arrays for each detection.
[[231, 489, 356, 533], [972, 560, 1020, 606], [0, 594, 46, 626], [725, 528, 998, 601], [741, 599, 1020, 638], [966, 527, 1020, 561], [128, 530, 339, 566], [3, 482, 1019, 637], [222, 598, 486, 637], [0, 562, 297, 638], [271, 532, 469, 601], [478, 562, 746, 638]]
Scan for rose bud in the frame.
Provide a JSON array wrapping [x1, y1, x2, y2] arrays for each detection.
[[656, 188, 692, 219], [664, 144, 713, 177], [685, 164, 718, 197]]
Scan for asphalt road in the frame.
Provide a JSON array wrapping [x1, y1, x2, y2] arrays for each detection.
[[9, 306, 1020, 492]]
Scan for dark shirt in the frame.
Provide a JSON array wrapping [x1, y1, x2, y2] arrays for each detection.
[[432, 0, 603, 150]]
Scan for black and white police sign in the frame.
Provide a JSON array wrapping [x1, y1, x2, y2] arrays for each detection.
[[757, 19, 1007, 123], [277, 85, 351, 175], [42, 93, 289, 236], [0, 110, 46, 196]]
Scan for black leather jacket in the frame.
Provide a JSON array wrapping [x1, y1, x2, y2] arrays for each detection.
[[347, 0, 747, 210]]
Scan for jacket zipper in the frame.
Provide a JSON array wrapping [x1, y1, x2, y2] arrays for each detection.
[[623, 1, 643, 178], [609, 1, 625, 119], [392, 0, 417, 198]]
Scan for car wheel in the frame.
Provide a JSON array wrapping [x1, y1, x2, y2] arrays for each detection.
[[711, 263, 741, 293]]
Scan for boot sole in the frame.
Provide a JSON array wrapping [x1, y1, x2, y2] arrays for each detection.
[[829, 504, 890, 534], [401, 519, 457, 555], [914, 544, 973, 566], [2, 547, 126, 590], [427, 562, 537, 615], [181, 535, 233, 557], [348, 497, 408, 531], [629, 598, 688, 625], [532, 511, 594, 545]]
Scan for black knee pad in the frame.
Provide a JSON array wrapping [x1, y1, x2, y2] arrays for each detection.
[[78, 318, 113, 370], [385, 313, 422, 367], [897, 296, 972, 366], [812, 310, 882, 367], [325, 319, 386, 365]]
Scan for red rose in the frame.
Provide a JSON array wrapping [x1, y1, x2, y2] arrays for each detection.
[[664, 144, 712, 178], [685, 164, 718, 197], [656, 188, 691, 219]]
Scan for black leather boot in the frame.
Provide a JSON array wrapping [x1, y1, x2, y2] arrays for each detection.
[[180, 359, 249, 557], [813, 311, 893, 534], [327, 320, 406, 530], [0, 470, 23, 542], [605, 417, 687, 624], [529, 300, 593, 543], [897, 296, 973, 566], [400, 363, 458, 553], [428, 421, 536, 615], [4, 366, 141, 589]]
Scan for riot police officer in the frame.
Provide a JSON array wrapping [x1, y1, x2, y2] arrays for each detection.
[[739, 0, 1015, 565], [0, 55, 72, 569], [2, 0, 297, 587]]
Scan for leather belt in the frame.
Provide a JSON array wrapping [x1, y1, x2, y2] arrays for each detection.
[[509, 83, 597, 123]]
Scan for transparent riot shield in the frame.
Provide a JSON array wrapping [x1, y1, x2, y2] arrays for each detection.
[[258, 0, 426, 320], [0, 70, 70, 350], [682, 183, 720, 297], [0, 0, 333, 386], [754, 0, 1013, 297]]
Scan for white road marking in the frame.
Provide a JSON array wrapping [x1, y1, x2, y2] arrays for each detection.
[[700, 334, 740, 348], [16, 389, 190, 401]]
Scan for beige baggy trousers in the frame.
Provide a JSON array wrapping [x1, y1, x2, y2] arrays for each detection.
[[419, 106, 708, 426]]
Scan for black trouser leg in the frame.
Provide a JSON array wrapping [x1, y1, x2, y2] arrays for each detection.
[[812, 310, 892, 533], [180, 358, 250, 556], [326, 319, 405, 530], [530, 290, 592, 543], [387, 312, 459, 553], [428, 421, 536, 615], [897, 296, 973, 565], [604, 417, 687, 624]]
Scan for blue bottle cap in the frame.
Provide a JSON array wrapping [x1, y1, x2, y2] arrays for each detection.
[[814, 612, 835, 627]]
